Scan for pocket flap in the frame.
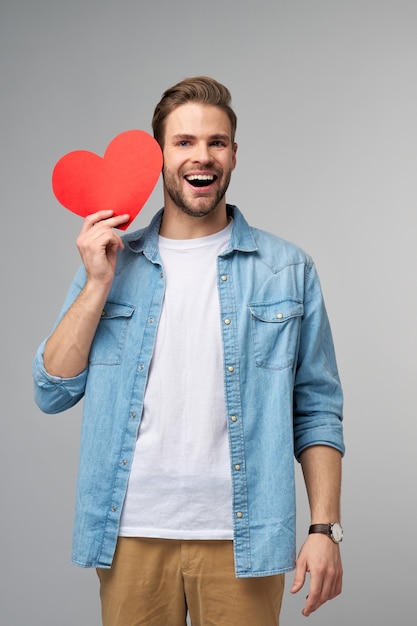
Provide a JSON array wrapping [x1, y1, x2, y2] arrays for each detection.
[[248, 300, 303, 323], [100, 301, 135, 320]]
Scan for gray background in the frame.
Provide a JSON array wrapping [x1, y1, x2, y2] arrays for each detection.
[[1, 1, 416, 624]]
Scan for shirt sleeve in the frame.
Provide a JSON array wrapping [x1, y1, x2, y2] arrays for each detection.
[[293, 261, 345, 460], [32, 265, 88, 414], [32, 338, 88, 414]]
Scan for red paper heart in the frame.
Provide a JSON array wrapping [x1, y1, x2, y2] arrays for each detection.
[[52, 130, 163, 230]]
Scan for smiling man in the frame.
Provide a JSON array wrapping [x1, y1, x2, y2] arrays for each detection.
[[33, 76, 345, 626]]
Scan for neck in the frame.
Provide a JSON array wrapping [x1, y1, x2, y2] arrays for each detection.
[[159, 199, 229, 239]]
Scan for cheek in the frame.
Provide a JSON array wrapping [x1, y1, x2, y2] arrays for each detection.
[[165, 155, 186, 175], [225, 156, 236, 174], [225, 150, 237, 172]]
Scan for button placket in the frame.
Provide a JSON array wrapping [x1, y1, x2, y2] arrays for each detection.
[[218, 256, 250, 558]]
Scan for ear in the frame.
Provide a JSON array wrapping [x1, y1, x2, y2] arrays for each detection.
[[232, 142, 238, 169]]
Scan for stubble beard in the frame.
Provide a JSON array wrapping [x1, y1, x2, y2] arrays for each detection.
[[163, 168, 232, 218]]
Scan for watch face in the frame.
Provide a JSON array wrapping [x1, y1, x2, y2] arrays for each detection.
[[331, 522, 344, 542]]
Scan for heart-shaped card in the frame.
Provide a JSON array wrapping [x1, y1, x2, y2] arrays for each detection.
[[52, 130, 163, 230]]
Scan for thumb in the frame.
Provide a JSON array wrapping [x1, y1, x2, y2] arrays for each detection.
[[290, 563, 307, 594]]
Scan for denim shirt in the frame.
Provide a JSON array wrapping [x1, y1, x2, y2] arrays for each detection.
[[33, 205, 344, 577]]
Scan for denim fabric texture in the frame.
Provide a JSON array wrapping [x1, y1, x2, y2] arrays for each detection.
[[33, 205, 344, 577]]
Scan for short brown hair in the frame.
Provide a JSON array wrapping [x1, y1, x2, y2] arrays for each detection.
[[152, 76, 237, 147]]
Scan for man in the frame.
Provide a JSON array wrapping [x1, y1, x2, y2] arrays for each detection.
[[33, 76, 345, 625]]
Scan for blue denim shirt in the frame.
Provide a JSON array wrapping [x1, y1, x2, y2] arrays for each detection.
[[33, 205, 344, 577]]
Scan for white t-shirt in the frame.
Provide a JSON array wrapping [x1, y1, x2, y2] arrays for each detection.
[[119, 221, 234, 540]]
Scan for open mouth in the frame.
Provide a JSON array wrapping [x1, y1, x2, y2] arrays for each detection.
[[185, 174, 217, 188]]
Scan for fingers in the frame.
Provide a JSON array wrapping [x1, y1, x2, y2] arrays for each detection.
[[78, 211, 130, 255], [81, 210, 130, 233], [301, 564, 342, 617]]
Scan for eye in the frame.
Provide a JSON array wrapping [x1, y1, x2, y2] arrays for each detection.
[[210, 140, 226, 147], [178, 140, 190, 147]]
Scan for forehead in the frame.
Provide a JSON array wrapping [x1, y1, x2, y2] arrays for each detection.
[[164, 102, 232, 139]]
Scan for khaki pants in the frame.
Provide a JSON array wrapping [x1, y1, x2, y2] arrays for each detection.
[[97, 537, 284, 626]]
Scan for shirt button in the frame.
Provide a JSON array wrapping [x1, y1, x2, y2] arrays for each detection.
[[235, 464, 241, 471], [236, 511, 243, 518], [228, 365, 235, 373], [121, 459, 127, 466], [231, 415, 237, 422], [101, 310, 106, 317], [139, 364, 144, 370], [131, 412, 137, 419], [221, 275, 227, 281], [224, 318, 231, 325], [148, 317, 154, 323], [111, 505, 117, 512], [277, 313, 283, 319]]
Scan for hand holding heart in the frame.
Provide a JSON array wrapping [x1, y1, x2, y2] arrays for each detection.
[[76, 211, 130, 288], [52, 130, 163, 230]]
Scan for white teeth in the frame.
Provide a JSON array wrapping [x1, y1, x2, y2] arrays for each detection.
[[186, 174, 214, 181]]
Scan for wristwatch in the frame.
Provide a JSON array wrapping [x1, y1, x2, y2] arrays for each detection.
[[309, 522, 344, 543]]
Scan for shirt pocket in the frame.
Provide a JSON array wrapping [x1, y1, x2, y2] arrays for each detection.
[[89, 301, 135, 366], [248, 299, 304, 371]]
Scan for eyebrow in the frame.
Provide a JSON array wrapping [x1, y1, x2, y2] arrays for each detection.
[[171, 133, 231, 143], [171, 134, 195, 142]]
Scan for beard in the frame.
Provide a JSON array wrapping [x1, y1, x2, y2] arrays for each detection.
[[163, 167, 232, 218]]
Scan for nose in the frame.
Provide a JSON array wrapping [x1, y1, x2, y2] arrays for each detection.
[[192, 141, 213, 165]]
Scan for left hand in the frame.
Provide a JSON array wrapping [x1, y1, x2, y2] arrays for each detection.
[[290, 533, 343, 617]]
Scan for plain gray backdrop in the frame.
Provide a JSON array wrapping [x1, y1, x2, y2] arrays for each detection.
[[1, 1, 416, 624]]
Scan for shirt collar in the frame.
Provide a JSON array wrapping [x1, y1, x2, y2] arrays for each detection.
[[124, 205, 258, 260]]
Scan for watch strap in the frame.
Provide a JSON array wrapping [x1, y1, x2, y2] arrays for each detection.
[[309, 523, 332, 536], [309, 522, 343, 543]]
